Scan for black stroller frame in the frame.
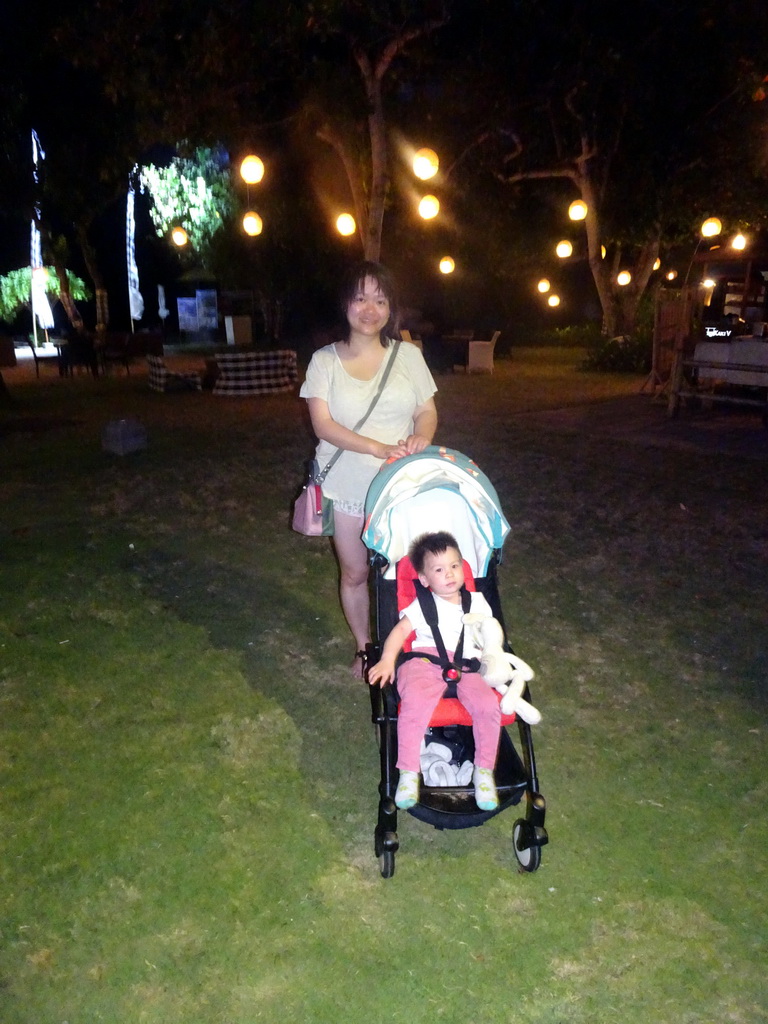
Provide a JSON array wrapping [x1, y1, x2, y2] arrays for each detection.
[[365, 550, 548, 879]]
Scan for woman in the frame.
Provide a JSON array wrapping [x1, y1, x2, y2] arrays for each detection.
[[300, 261, 438, 676]]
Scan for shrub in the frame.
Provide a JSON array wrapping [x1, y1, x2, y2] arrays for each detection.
[[519, 321, 604, 348], [581, 331, 651, 373]]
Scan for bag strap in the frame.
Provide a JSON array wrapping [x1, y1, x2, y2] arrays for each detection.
[[315, 340, 401, 485]]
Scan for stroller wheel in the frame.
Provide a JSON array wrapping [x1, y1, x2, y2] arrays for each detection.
[[513, 818, 542, 873], [379, 849, 395, 878]]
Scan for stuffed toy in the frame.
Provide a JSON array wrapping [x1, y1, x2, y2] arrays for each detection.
[[462, 613, 542, 724]]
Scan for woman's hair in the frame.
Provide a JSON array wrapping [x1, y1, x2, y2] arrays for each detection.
[[339, 260, 399, 346], [409, 531, 461, 574]]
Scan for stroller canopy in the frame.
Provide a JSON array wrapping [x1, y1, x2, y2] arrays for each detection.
[[363, 446, 510, 577]]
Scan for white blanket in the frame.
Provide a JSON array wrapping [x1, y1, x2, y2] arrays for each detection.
[[420, 740, 474, 787]]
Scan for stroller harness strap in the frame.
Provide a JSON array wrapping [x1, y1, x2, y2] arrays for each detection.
[[399, 581, 480, 698]]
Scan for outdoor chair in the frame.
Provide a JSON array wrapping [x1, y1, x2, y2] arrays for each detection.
[[467, 331, 500, 373], [146, 354, 203, 393], [98, 332, 131, 375], [22, 336, 62, 377], [60, 333, 99, 377]]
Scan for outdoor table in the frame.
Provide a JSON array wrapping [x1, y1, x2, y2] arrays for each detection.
[[441, 334, 473, 371], [211, 349, 298, 396]]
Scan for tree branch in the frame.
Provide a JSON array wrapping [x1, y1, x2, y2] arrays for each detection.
[[444, 129, 521, 181], [316, 121, 368, 242]]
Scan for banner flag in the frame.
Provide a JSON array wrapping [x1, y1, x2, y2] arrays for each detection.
[[30, 130, 54, 330], [158, 284, 170, 320], [126, 182, 144, 321]]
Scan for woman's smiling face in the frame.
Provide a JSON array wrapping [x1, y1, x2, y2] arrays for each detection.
[[346, 276, 391, 339]]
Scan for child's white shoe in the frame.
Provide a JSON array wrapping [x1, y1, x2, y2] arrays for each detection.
[[473, 766, 498, 811], [395, 769, 420, 809]]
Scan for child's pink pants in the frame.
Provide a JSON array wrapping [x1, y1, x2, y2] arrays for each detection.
[[395, 648, 501, 773]]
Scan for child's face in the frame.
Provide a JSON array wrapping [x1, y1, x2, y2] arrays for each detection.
[[418, 547, 465, 600]]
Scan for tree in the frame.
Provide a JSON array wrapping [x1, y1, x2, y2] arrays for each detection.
[[140, 146, 236, 256], [305, 1, 452, 259], [24, 0, 768, 340], [0, 267, 90, 327], [476, 0, 768, 336], [1, 0, 153, 332], [50, 0, 456, 262]]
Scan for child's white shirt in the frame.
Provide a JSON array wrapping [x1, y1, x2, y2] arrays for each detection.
[[401, 590, 492, 658]]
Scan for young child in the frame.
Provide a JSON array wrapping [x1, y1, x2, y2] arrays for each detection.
[[367, 531, 502, 811]]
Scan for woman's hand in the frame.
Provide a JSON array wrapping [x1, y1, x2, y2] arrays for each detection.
[[375, 440, 411, 461], [400, 433, 430, 455]]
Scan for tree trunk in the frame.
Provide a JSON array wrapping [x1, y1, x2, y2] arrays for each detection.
[[316, 122, 367, 257], [52, 261, 84, 331], [76, 224, 109, 332], [580, 171, 661, 337], [359, 57, 388, 261], [318, 55, 389, 263], [591, 234, 660, 336], [318, 14, 449, 263]]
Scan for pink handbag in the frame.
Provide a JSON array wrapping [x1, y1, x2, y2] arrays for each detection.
[[292, 474, 333, 536]]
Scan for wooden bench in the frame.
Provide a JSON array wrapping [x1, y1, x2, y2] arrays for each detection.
[[668, 338, 768, 417]]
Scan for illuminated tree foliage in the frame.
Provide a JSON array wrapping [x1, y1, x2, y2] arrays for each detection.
[[0, 267, 90, 325], [139, 147, 235, 257]]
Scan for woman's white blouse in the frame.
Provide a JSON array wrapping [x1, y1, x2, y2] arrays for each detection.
[[300, 341, 437, 514]]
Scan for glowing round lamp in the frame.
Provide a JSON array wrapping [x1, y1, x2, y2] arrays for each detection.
[[666, 270, 678, 281], [240, 155, 265, 184], [242, 211, 263, 236], [537, 278, 551, 294], [617, 271, 632, 286], [731, 233, 747, 250], [547, 294, 560, 307], [418, 195, 440, 219], [702, 278, 716, 289], [413, 148, 439, 180], [336, 213, 356, 236], [32, 266, 48, 283], [556, 240, 573, 258], [171, 226, 188, 247], [568, 199, 587, 221], [653, 258, 661, 271], [439, 256, 455, 274], [701, 217, 722, 238]]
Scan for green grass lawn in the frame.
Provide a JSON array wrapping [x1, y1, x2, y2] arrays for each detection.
[[1, 350, 766, 1023]]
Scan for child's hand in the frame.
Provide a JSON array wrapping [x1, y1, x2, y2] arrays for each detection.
[[367, 659, 395, 687]]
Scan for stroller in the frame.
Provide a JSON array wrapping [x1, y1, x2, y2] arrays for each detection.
[[362, 446, 548, 878]]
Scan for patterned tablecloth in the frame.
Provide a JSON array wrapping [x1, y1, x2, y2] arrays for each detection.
[[212, 350, 298, 396]]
